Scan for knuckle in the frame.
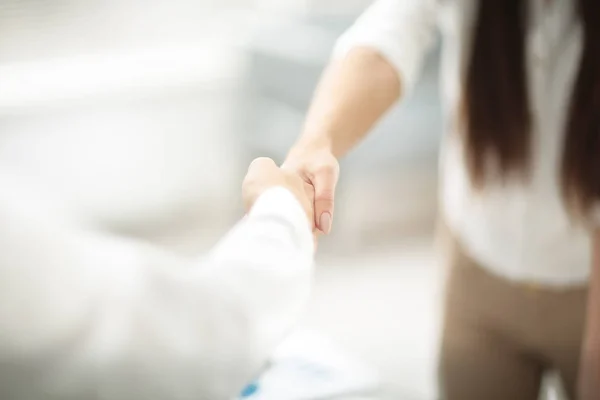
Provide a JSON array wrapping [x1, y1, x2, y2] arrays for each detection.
[[317, 189, 335, 202], [316, 157, 339, 175], [249, 157, 272, 169]]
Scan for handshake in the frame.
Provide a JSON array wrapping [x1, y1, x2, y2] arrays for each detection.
[[242, 152, 339, 236]]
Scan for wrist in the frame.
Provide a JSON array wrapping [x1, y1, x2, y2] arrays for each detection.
[[251, 186, 314, 231], [289, 134, 334, 158]]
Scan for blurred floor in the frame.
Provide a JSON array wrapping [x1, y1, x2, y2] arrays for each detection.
[[306, 237, 443, 400]]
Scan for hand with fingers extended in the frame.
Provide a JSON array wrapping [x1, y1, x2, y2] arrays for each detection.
[[242, 157, 316, 229], [282, 146, 340, 235]]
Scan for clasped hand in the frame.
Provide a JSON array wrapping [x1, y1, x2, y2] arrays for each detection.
[[242, 157, 316, 228]]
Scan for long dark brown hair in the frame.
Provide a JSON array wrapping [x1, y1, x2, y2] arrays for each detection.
[[464, 0, 600, 220]]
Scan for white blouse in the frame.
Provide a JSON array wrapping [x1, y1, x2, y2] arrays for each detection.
[[334, 0, 593, 286]]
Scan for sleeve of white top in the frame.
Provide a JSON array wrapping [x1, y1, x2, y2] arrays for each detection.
[[0, 185, 314, 400], [332, 0, 440, 95]]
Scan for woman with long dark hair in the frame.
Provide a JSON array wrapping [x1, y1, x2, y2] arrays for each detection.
[[283, 0, 600, 399]]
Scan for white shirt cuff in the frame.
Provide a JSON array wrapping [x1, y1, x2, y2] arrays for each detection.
[[249, 187, 314, 255]]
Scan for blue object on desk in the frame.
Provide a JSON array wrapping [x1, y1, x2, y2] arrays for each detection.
[[240, 382, 259, 398]]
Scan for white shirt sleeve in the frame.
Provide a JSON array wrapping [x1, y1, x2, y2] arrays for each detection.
[[333, 0, 440, 94], [0, 180, 314, 400]]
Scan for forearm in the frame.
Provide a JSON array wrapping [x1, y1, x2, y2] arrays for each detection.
[[580, 231, 600, 400], [293, 47, 401, 158]]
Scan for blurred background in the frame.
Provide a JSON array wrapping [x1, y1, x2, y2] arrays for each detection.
[[0, 1, 446, 399]]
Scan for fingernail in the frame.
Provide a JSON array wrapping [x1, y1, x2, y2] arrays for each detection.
[[319, 212, 332, 234]]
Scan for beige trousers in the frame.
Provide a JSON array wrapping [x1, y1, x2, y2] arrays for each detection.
[[439, 232, 588, 400]]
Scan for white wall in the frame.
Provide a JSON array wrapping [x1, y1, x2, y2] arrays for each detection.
[[0, 42, 247, 229], [0, 87, 241, 228], [255, 0, 371, 15], [0, 1, 261, 230]]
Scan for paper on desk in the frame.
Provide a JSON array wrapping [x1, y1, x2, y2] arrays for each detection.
[[239, 330, 380, 400]]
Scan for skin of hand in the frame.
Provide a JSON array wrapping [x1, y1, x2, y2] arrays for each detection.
[[242, 157, 316, 230], [281, 49, 400, 235], [281, 147, 339, 235]]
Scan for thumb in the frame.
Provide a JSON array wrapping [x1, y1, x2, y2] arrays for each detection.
[[311, 167, 338, 234]]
